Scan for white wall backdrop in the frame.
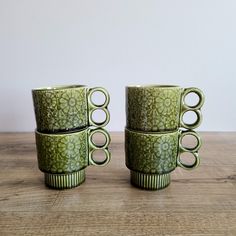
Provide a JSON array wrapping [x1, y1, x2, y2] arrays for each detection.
[[0, 0, 236, 132]]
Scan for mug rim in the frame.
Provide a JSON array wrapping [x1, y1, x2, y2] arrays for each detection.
[[32, 84, 86, 91], [125, 127, 179, 135], [126, 84, 180, 89], [35, 127, 88, 136]]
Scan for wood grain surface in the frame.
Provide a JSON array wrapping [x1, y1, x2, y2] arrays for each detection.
[[0, 132, 236, 235]]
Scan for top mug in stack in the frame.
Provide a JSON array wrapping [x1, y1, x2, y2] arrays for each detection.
[[32, 85, 110, 133], [126, 85, 204, 132]]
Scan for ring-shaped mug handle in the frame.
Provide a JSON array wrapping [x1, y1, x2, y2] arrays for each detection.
[[88, 128, 111, 167], [177, 151, 200, 170], [180, 87, 204, 130], [177, 130, 201, 170], [182, 87, 205, 110], [87, 87, 110, 127], [89, 149, 111, 167], [89, 107, 110, 128], [180, 109, 203, 130]]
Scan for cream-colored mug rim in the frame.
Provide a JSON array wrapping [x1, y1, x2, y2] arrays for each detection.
[[126, 84, 180, 88], [32, 84, 86, 91]]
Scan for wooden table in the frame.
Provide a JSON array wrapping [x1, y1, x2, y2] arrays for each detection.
[[0, 132, 236, 235]]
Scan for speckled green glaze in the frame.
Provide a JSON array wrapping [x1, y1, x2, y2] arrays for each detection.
[[32, 85, 110, 133], [126, 85, 204, 132], [35, 127, 111, 189], [125, 128, 202, 190]]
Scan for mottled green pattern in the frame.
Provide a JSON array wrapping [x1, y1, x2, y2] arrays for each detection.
[[125, 129, 178, 174], [36, 130, 88, 174], [32, 87, 87, 132], [126, 87, 182, 132]]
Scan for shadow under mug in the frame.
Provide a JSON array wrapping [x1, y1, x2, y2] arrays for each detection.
[[126, 85, 205, 132], [32, 85, 110, 133], [35, 127, 111, 189], [125, 128, 202, 190]]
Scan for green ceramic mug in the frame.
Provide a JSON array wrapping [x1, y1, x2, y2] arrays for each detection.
[[125, 128, 202, 190], [32, 85, 110, 133], [35, 127, 111, 189], [126, 85, 204, 132]]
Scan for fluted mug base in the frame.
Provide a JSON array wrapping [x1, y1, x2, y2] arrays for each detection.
[[44, 169, 85, 189], [130, 170, 171, 190]]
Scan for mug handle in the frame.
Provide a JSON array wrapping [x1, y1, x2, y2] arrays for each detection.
[[180, 87, 205, 130], [88, 127, 111, 166], [87, 87, 110, 127], [177, 130, 202, 170]]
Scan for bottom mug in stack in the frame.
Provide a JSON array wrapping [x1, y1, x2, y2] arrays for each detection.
[[35, 127, 111, 189], [125, 128, 201, 190]]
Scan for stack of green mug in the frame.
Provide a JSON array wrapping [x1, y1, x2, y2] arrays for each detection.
[[125, 85, 205, 190], [32, 85, 111, 189]]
